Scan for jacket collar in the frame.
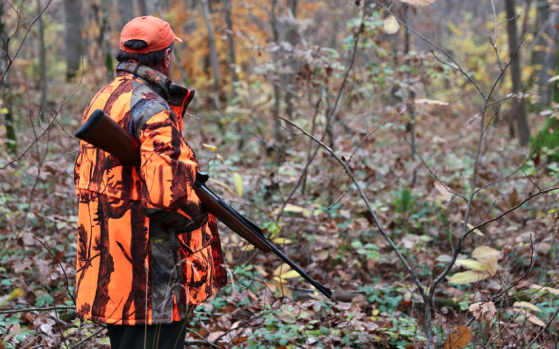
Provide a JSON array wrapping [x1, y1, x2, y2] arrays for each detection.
[[116, 61, 195, 116]]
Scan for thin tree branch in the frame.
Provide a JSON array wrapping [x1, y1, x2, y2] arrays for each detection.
[[275, 8, 365, 220], [69, 328, 105, 348], [274, 115, 426, 298], [0, 0, 53, 84], [380, 3, 486, 101], [465, 186, 559, 238]]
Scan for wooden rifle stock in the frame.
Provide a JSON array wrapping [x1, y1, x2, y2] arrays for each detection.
[[75, 109, 332, 299]]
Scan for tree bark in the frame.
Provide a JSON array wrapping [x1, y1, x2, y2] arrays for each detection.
[[505, 0, 530, 146], [37, 0, 47, 118], [117, 0, 135, 31], [532, 1, 557, 107], [224, 0, 244, 150], [271, 0, 282, 165], [201, 0, 221, 111], [63, 0, 83, 80], [405, 4, 417, 184], [283, 0, 298, 121], [0, 1, 16, 154], [100, 0, 114, 81], [224, 0, 238, 101], [137, 0, 153, 15]]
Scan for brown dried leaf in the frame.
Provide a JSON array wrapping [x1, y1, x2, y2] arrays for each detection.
[[513, 301, 542, 312], [472, 246, 500, 259], [468, 301, 496, 321], [478, 256, 498, 276], [434, 182, 453, 201], [514, 308, 546, 327], [443, 326, 472, 349], [459, 221, 484, 236], [207, 331, 225, 342], [530, 284, 559, 295]]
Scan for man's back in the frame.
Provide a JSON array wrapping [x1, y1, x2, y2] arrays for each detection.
[[74, 60, 227, 327]]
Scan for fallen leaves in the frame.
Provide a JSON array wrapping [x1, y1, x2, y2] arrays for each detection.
[[443, 326, 472, 349], [469, 301, 496, 321]]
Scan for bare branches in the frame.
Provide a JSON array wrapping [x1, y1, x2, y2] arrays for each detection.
[[32, 235, 75, 305], [465, 186, 559, 238], [348, 108, 406, 163], [524, 303, 559, 349], [274, 115, 426, 299], [274, 6, 366, 220], [380, 3, 486, 101], [0, 0, 53, 84]]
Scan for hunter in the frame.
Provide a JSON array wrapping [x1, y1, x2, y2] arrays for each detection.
[[74, 16, 227, 348]]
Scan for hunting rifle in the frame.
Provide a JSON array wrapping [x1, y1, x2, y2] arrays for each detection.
[[74, 109, 332, 299]]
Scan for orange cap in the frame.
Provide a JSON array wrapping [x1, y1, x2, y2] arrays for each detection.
[[120, 16, 183, 54]]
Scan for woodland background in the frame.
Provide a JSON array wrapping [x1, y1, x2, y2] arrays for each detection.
[[1, 0, 559, 348]]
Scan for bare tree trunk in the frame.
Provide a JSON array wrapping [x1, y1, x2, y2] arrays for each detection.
[[64, 0, 83, 80], [201, 0, 221, 111], [37, 0, 47, 119], [117, 0, 135, 31], [283, 0, 298, 121], [505, 0, 530, 146], [404, 4, 417, 184], [224, 0, 238, 100], [100, 0, 113, 81], [271, 0, 282, 165], [138, 0, 155, 15], [224, 0, 243, 149], [532, 1, 557, 107], [0, 1, 16, 154]]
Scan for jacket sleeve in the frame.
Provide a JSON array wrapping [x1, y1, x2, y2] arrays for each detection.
[[138, 109, 207, 231]]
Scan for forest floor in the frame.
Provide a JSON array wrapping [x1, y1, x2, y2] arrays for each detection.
[[1, 71, 559, 349]]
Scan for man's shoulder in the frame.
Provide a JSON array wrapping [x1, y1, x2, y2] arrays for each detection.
[[129, 81, 173, 140]]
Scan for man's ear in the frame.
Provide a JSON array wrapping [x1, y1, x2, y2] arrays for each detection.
[[164, 48, 172, 68]]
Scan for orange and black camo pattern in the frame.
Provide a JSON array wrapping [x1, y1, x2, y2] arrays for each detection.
[[74, 62, 227, 325]]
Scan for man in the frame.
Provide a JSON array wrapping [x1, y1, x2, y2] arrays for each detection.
[[74, 16, 227, 348]]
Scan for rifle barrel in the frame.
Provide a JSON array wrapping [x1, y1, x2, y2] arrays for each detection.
[[196, 183, 333, 299]]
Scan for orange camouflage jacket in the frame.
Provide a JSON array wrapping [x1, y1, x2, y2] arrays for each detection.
[[74, 61, 227, 325]]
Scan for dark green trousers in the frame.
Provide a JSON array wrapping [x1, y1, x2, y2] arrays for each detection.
[[106, 318, 189, 349]]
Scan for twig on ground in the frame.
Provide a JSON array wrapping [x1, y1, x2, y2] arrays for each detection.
[[69, 327, 105, 348], [0, 306, 75, 315]]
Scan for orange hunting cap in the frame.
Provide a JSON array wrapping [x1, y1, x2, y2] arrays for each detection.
[[120, 16, 183, 54]]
